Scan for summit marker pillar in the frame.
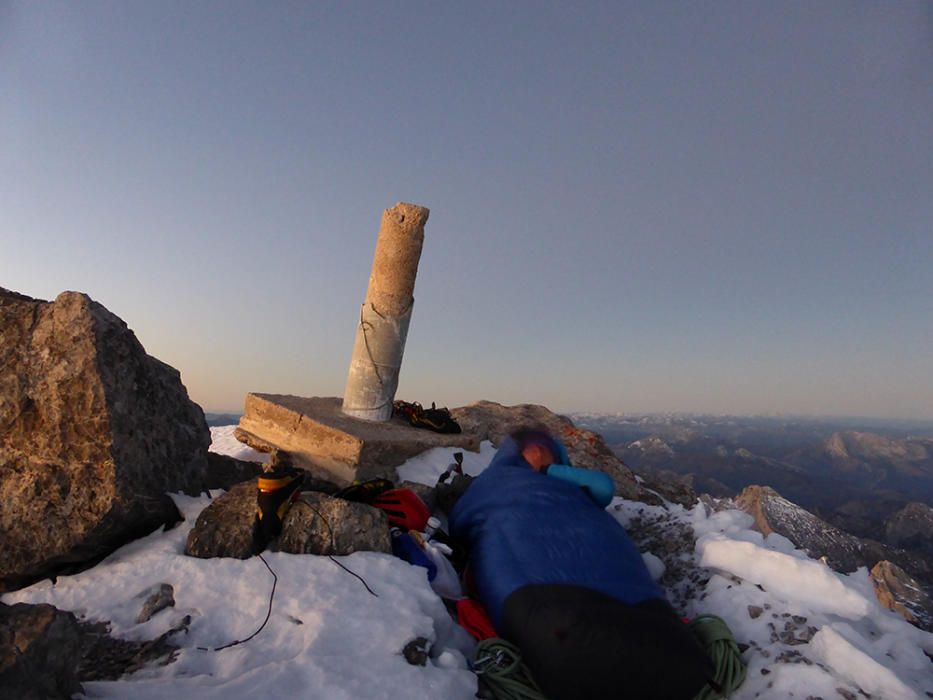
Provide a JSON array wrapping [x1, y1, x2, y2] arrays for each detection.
[[342, 202, 429, 421]]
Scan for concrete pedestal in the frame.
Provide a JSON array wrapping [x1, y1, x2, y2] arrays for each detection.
[[236, 393, 478, 484]]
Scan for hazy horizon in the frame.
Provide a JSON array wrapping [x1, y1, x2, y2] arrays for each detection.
[[3, 2, 931, 420]]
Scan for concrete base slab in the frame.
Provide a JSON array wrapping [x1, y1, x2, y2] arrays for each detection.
[[235, 393, 479, 484]]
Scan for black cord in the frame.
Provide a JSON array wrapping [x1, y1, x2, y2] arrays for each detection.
[[294, 499, 378, 597], [198, 553, 277, 652], [327, 555, 379, 597]]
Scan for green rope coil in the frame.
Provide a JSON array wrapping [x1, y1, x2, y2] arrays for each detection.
[[472, 638, 548, 700], [689, 615, 748, 700]]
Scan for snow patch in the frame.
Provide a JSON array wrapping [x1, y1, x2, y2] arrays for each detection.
[[697, 536, 872, 618], [810, 625, 921, 700], [209, 425, 266, 463], [396, 442, 497, 485]]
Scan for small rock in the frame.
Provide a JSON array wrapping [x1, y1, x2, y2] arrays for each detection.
[[748, 605, 764, 619], [136, 584, 175, 624], [760, 668, 771, 675], [185, 481, 259, 559], [835, 689, 857, 700], [402, 637, 430, 666]]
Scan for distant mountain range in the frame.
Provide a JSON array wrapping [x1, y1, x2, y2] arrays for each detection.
[[572, 413, 933, 562], [203, 412, 242, 427]]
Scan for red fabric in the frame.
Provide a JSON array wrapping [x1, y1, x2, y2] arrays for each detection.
[[457, 598, 498, 641], [372, 488, 431, 531]]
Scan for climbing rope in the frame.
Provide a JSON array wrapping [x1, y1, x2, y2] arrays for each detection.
[[472, 638, 548, 700], [689, 615, 747, 699]]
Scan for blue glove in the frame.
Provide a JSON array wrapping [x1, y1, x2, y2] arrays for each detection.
[[545, 464, 614, 507]]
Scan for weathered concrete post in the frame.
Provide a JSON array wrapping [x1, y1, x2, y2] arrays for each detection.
[[342, 202, 430, 421]]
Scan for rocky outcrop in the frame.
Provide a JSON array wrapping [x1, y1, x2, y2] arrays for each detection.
[[185, 483, 392, 558], [235, 396, 683, 506], [0, 288, 210, 592], [870, 561, 933, 632], [453, 401, 685, 505], [735, 486, 932, 586], [0, 602, 84, 700], [77, 615, 187, 681], [737, 485, 870, 573], [278, 492, 392, 555], [185, 482, 259, 559], [884, 502, 933, 556]]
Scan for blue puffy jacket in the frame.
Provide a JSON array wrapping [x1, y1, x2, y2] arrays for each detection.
[[448, 437, 665, 631]]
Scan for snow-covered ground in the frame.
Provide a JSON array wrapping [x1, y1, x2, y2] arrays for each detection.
[[4, 426, 932, 699]]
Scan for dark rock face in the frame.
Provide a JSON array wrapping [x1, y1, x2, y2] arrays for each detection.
[[735, 485, 932, 587], [452, 401, 686, 505], [204, 451, 264, 491], [884, 502, 933, 556], [278, 492, 392, 555], [185, 481, 259, 559], [0, 602, 84, 700], [870, 561, 933, 632], [77, 615, 188, 681], [0, 288, 210, 592]]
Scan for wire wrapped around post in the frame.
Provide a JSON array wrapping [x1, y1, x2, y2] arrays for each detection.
[[342, 300, 413, 420], [342, 202, 429, 421]]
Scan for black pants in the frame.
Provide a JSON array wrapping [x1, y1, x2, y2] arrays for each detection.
[[502, 585, 713, 700]]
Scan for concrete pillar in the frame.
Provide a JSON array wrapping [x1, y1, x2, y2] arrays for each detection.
[[342, 202, 430, 421]]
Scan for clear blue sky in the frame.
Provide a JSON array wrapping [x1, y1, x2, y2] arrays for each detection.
[[2, 1, 931, 418]]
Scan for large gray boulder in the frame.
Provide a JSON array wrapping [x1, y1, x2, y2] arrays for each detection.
[[0, 288, 209, 592], [278, 492, 392, 555]]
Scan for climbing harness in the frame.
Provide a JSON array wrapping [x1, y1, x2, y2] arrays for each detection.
[[689, 615, 747, 699]]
